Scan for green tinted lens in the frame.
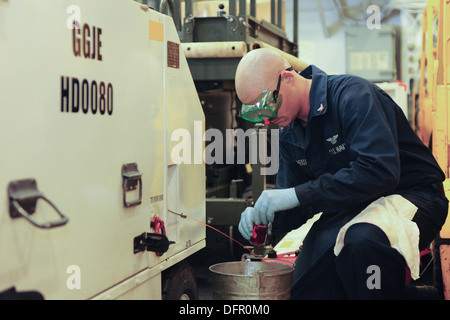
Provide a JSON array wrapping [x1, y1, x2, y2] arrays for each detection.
[[241, 90, 282, 123]]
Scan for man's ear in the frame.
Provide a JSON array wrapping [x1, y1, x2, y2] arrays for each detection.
[[282, 71, 295, 85]]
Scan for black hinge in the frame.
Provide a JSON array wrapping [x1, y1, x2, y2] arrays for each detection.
[[133, 232, 174, 254]]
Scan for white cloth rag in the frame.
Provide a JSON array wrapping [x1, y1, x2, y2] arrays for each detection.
[[334, 194, 420, 280]]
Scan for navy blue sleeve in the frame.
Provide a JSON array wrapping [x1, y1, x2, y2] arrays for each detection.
[[294, 83, 400, 214], [272, 139, 316, 233]]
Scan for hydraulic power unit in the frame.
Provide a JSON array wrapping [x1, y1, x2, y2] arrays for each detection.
[[0, 0, 205, 300]]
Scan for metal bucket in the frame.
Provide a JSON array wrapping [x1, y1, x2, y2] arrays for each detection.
[[209, 261, 294, 300]]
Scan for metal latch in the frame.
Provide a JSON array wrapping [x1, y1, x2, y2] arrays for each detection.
[[122, 163, 142, 208], [8, 179, 69, 229], [133, 232, 173, 254]]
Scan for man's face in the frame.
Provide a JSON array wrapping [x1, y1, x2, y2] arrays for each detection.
[[241, 68, 295, 126]]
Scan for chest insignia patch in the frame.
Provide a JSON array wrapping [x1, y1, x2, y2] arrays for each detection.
[[326, 134, 339, 145]]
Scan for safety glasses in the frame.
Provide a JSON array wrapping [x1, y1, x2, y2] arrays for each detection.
[[240, 67, 293, 123]]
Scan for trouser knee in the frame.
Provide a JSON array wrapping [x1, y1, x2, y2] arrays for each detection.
[[343, 222, 391, 252], [336, 222, 407, 299]]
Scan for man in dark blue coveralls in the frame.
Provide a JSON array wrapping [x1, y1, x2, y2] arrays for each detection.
[[235, 48, 449, 299]]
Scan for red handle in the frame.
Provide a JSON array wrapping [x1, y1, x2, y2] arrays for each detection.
[[151, 216, 166, 236], [150, 216, 167, 256]]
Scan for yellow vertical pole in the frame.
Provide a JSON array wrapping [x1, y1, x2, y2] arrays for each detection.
[[438, 0, 450, 301], [416, 5, 427, 137]]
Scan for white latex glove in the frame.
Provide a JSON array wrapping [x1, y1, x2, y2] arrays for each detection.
[[238, 188, 300, 240], [238, 207, 256, 240], [253, 188, 300, 225]]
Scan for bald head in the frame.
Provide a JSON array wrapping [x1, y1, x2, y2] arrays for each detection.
[[235, 48, 291, 103]]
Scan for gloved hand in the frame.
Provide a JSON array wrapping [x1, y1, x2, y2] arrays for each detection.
[[238, 188, 300, 240], [238, 207, 256, 240]]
